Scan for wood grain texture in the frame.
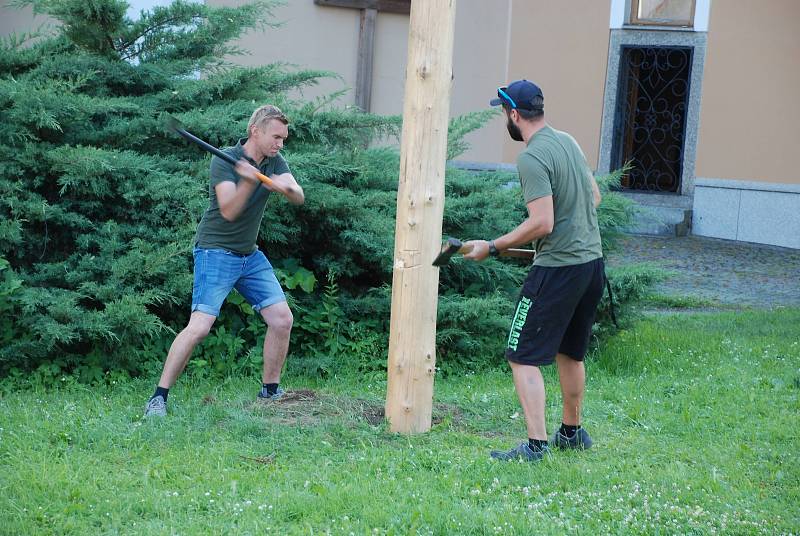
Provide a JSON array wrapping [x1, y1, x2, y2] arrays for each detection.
[[385, 0, 456, 434]]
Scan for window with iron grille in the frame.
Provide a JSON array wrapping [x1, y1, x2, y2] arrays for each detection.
[[611, 46, 693, 193]]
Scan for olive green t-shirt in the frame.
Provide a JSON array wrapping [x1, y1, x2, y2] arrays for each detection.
[[517, 125, 602, 267], [194, 138, 290, 255]]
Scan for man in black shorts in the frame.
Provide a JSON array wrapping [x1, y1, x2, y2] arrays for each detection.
[[464, 80, 604, 461]]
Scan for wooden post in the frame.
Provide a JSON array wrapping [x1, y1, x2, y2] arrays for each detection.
[[385, 0, 456, 434], [355, 7, 377, 111]]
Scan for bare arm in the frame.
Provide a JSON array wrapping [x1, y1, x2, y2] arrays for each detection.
[[590, 174, 602, 208], [216, 161, 260, 222], [268, 172, 305, 205], [217, 160, 305, 221], [463, 195, 554, 261], [235, 160, 304, 205]]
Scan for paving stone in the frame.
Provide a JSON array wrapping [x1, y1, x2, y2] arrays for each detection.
[[606, 234, 800, 308]]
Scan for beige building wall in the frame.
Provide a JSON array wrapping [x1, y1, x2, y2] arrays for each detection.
[[369, 11, 409, 118], [213, 0, 361, 105], [2, 0, 608, 166], [0, 3, 54, 37], [696, 0, 800, 185], [448, 0, 513, 163], [212, 0, 513, 163], [361, 1, 517, 164], [504, 0, 612, 168], [1, 0, 512, 161]]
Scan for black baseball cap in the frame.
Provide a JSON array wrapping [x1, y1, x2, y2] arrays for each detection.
[[490, 80, 544, 111]]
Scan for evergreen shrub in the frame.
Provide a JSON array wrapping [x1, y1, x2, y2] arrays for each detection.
[[0, 0, 648, 382]]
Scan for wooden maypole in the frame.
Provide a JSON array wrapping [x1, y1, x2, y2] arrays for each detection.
[[385, 0, 456, 433]]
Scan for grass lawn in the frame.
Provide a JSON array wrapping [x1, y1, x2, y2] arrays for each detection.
[[1, 308, 798, 535]]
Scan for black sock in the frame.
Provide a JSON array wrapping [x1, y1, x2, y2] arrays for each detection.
[[152, 386, 169, 402], [262, 383, 279, 396], [559, 423, 580, 437], [528, 438, 548, 452]]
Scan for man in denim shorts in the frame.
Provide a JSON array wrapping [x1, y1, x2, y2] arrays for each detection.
[[463, 81, 604, 460], [144, 105, 305, 417]]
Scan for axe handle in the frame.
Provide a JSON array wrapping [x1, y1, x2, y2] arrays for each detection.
[[458, 244, 535, 260], [500, 248, 536, 259], [175, 127, 275, 188], [253, 172, 276, 189]]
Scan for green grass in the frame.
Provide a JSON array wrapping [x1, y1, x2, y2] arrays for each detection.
[[641, 292, 724, 310], [1, 309, 799, 535]]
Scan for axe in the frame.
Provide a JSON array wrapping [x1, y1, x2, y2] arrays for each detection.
[[164, 115, 276, 189], [432, 238, 535, 267]]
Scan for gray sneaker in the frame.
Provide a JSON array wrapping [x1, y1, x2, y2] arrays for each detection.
[[551, 427, 592, 450], [490, 441, 550, 461], [257, 386, 285, 401], [144, 395, 167, 417]]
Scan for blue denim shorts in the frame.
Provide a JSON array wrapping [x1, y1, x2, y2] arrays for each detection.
[[191, 247, 286, 317]]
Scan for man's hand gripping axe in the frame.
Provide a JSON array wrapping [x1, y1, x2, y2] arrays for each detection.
[[432, 238, 535, 267]]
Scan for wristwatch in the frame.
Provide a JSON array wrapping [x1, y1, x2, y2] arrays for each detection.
[[488, 240, 500, 257]]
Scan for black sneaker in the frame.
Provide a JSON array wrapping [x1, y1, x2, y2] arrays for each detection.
[[490, 441, 550, 461], [551, 427, 593, 450]]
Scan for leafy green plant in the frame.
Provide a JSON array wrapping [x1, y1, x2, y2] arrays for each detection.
[[595, 164, 638, 251], [0, 0, 391, 379], [189, 325, 246, 378], [187, 262, 318, 379], [0, 0, 652, 382], [290, 270, 347, 377], [592, 263, 666, 340], [0, 258, 24, 349]]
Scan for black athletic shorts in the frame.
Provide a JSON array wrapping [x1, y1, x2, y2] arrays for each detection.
[[505, 257, 605, 366]]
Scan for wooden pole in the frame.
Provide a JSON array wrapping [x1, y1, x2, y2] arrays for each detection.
[[385, 0, 456, 434], [355, 7, 377, 111]]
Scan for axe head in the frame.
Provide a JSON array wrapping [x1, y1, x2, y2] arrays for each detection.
[[163, 114, 185, 135], [432, 238, 463, 267]]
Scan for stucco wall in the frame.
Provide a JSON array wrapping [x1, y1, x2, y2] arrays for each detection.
[[210, 0, 512, 163], [0, 4, 54, 37], [212, 0, 361, 106], [503, 0, 612, 168], [449, 0, 513, 163], [696, 0, 800, 185], [2, 0, 611, 165]]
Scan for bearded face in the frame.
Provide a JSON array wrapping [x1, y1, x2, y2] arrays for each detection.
[[506, 113, 523, 141]]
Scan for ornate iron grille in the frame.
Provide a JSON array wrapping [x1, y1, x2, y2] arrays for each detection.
[[611, 46, 693, 193]]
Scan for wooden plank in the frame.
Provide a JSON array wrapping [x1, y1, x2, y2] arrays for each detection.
[[313, 0, 411, 15], [385, 0, 456, 434], [355, 7, 377, 111]]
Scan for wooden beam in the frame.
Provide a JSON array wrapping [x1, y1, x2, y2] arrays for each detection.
[[355, 7, 377, 111], [313, 0, 411, 15], [385, 0, 456, 434], [314, 0, 411, 111]]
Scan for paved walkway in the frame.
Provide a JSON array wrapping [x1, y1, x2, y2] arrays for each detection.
[[606, 234, 800, 309]]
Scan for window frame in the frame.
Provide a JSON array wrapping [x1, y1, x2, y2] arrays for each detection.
[[628, 0, 696, 28]]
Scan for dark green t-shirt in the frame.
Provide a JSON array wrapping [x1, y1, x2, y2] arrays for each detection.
[[517, 125, 602, 267], [194, 138, 290, 255]]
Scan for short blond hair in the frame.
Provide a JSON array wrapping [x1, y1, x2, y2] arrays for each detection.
[[248, 104, 289, 133]]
